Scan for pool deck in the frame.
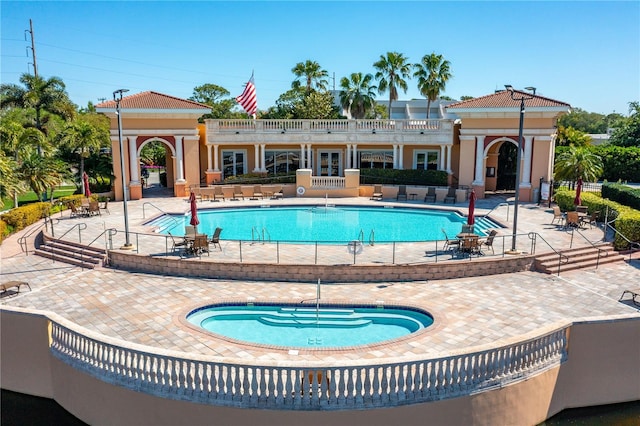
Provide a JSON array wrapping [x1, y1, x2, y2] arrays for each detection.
[[1, 194, 640, 364]]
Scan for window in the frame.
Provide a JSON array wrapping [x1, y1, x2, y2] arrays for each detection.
[[265, 150, 300, 175], [358, 151, 393, 169], [222, 150, 246, 178], [414, 151, 439, 170]]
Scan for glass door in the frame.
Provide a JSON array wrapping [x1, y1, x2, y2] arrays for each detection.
[[318, 151, 341, 176]]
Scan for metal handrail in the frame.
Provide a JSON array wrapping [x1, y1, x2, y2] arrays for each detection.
[[484, 202, 511, 221], [262, 227, 271, 243], [142, 202, 180, 226], [17, 221, 48, 254], [77, 228, 118, 269], [369, 229, 375, 246], [57, 223, 88, 244], [568, 226, 610, 270], [251, 226, 261, 243], [528, 232, 570, 276]]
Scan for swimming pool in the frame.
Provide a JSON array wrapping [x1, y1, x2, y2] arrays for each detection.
[[186, 304, 434, 348], [151, 205, 498, 242]]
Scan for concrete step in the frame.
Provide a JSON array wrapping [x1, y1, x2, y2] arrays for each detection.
[[34, 248, 100, 269], [35, 233, 108, 268], [534, 243, 625, 274]]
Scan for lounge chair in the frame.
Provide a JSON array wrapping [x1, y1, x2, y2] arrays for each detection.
[[551, 206, 565, 224], [0, 281, 31, 296], [424, 187, 436, 203], [251, 185, 264, 200], [210, 227, 223, 250], [396, 185, 407, 201], [232, 185, 245, 200], [168, 232, 188, 255], [441, 228, 460, 252], [444, 187, 457, 204], [480, 229, 498, 254], [213, 186, 225, 202], [371, 185, 383, 201], [619, 288, 640, 306]]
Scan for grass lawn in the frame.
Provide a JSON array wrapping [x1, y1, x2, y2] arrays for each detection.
[[1, 185, 78, 210]]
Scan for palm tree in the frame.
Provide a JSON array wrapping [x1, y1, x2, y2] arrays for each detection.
[[554, 145, 603, 184], [0, 152, 25, 208], [57, 119, 109, 184], [373, 52, 412, 118], [339, 73, 377, 119], [291, 60, 329, 93], [0, 73, 74, 154], [413, 53, 452, 118], [18, 152, 66, 201]]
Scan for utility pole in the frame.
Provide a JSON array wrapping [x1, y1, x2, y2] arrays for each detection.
[[25, 19, 38, 77]]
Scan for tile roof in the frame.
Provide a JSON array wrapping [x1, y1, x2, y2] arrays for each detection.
[[95, 91, 211, 110], [446, 90, 571, 110]]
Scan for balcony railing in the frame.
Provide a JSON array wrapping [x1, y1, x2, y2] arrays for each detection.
[[206, 119, 448, 134], [50, 319, 567, 411]]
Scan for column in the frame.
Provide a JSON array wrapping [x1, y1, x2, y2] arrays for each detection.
[[352, 144, 357, 169], [253, 144, 260, 172], [260, 144, 266, 172], [398, 145, 404, 169], [522, 136, 533, 185], [440, 145, 445, 170], [446, 145, 452, 173], [307, 144, 312, 170], [206, 144, 213, 171], [345, 145, 351, 168], [300, 144, 306, 169], [213, 144, 219, 171], [175, 136, 185, 182], [393, 145, 398, 169], [473, 136, 485, 184], [128, 136, 139, 183]]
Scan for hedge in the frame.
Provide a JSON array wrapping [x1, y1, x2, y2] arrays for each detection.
[[601, 182, 640, 211], [360, 169, 449, 186], [555, 189, 640, 250]]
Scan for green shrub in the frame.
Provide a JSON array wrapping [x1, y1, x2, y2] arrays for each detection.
[[0, 202, 52, 233], [360, 169, 448, 186], [555, 189, 640, 249], [0, 219, 8, 242], [601, 182, 640, 210]]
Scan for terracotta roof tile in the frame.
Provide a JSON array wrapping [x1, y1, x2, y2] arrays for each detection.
[[447, 90, 571, 109], [95, 91, 211, 110]]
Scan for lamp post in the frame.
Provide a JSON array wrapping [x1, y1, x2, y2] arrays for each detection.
[[113, 88, 133, 249], [504, 85, 536, 253]]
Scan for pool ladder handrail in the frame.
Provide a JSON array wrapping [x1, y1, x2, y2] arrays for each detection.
[[358, 229, 375, 246], [251, 226, 271, 243]]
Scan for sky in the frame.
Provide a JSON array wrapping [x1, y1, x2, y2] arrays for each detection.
[[1, 1, 639, 116]]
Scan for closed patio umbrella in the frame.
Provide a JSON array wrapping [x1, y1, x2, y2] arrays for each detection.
[[189, 191, 200, 234], [467, 189, 476, 226], [82, 172, 91, 198], [574, 178, 583, 206]]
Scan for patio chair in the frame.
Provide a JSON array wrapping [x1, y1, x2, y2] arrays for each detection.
[[576, 205, 588, 214], [581, 211, 600, 229], [168, 232, 188, 255], [461, 224, 474, 234], [192, 234, 210, 256], [444, 187, 457, 204], [213, 186, 225, 202], [99, 198, 110, 215], [551, 206, 565, 225], [232, 185, 245, 200], [441, 228, 460, 252], [251, 185, 264, 200], [371, 185, 383, 201], [565, 211, 581, 229], [396, 185, 407, 201], [210, 227, 223, 250], [68, 202, 84, 218], [88, 200, 101, 216], [424, 187, 436, 203], [185, 225, 196, 238], [461, 235, 481, 254], [480, 230, 498, 254]]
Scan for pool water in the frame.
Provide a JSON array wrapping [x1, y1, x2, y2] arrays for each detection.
[[152, 206, 497, 242], [187, 304, 434, 348]]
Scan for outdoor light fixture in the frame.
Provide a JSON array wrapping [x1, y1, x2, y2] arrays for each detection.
[[504, 85, 536, 253], [114, 88, 133, 250]]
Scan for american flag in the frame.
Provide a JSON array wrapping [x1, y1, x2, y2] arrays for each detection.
[[236, 73, 257, 117]]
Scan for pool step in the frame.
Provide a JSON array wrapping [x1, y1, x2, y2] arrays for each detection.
[[259, 316, 371, 328]]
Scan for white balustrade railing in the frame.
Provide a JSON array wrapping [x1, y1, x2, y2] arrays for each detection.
[[311, 176, 345, 188], [49, 321, 568, 410], [208, 119, 445, 134]]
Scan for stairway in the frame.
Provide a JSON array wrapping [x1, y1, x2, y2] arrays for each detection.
[[534, 243, 626, 274], [35, 234, 107, 269]]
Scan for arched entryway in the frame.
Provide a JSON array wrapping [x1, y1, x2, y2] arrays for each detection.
[[138, 138, 176, 197], [496, 141, 517, 191]]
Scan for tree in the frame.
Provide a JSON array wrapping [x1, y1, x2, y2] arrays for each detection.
[[413, 53, 452, 118], [609, 102, 640, 147], [554, 145, 603, 183], [339, 73, 377, 119], [0, 152, 25, 208], [557, 107, 608, 134], [460, 95, 474, 101], [292, 91, 340, 119], [18, 151, 66, 201], [1, 73, 74, 154], [291, 60, 329, 93], [57, 118, 109, 184], [555, 126, 592, 147], [373, 52, 412, 118], [189, 83, 237, 119]]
